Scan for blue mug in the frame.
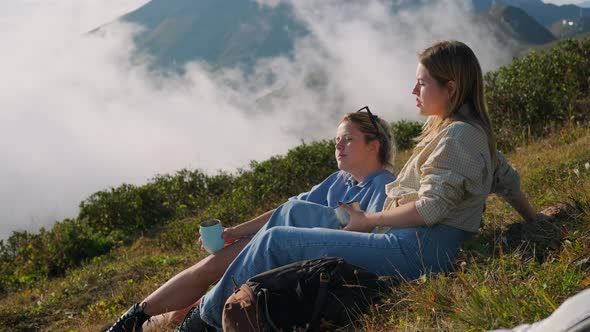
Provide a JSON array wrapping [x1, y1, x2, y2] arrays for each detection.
[[200, 219, 224, 254]]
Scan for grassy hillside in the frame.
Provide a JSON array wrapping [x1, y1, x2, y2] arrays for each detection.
[[362, 125, 590, 331], [0, 38, 589, 331], [1, 123, 588, 331]]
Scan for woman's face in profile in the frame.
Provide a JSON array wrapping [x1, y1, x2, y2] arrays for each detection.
[[412, 63, 450, 118], [334, 120, 376, 174]]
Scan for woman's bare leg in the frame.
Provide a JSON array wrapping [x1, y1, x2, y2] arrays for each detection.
[[139, 238, 250, 326]]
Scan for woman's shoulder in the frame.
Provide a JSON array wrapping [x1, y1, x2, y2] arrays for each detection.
[[431, 120, 489, 156], [443, 120, 487, 141]]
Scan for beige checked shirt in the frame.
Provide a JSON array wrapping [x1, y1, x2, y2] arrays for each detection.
[[379, 118, 521, 233]]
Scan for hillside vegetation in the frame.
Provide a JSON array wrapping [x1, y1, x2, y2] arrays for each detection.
[[0, 38, 589, 331]]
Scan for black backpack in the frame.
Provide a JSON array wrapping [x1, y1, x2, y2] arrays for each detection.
[[222, 257, 396, 332]]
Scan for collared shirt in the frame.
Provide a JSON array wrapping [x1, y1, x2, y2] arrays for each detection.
[[379, 119, 520, 233], [291, 169, 396, 213]]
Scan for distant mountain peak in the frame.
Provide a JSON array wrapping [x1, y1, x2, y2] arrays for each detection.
[[122, 0, 307, 71], [488, 4, 555, 44]]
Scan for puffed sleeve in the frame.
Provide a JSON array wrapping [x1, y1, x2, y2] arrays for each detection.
[[415, 136, 488, 225], [491, 150, 521, 204]]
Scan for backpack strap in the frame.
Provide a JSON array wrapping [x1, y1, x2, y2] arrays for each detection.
[[308, 271, 331, 328]]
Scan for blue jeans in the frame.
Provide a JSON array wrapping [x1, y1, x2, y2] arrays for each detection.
[[199, 200, 472, 329]]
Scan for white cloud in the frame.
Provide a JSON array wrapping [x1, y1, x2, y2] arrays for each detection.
[[0, 0, 513, 240], [255, 0, 283, 8], [543, 0, 586, 5]]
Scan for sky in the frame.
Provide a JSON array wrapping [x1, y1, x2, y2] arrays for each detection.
[[0, 0, 520, 240]]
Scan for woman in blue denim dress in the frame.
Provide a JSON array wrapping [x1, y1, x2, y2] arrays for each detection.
[[104, 111, 396, 332]]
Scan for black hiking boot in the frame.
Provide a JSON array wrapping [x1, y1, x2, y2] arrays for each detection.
[[175, 306, 216, 332], [102, 302, 151, 332]]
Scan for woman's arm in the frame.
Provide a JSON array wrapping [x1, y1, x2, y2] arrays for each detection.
[[507, 190, 556, 222], [340, 201, 426, 232], [507, 190, 537, 222], [493, 151, 553, 223], [222, 209, 276, 243], [199, 209, 276, 248]]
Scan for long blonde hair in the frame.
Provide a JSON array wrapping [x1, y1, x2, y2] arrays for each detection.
[[341, 112, 396, 170], [417, 40, 497, 164]]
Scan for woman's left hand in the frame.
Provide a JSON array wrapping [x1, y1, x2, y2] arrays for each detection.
[[532, 203, 567, 222], [338, 202, 374, 232]]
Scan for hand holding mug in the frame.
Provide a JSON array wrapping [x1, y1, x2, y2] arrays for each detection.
[[334, 201, 361, 226], [338, 202, 373, 233], [199, 219, 225, 254]]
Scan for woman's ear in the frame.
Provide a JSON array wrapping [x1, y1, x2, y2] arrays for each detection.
[[370, 139, 380, 154], [447, 80, 457, 99]]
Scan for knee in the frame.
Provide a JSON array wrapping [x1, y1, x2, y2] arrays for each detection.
[[266, 203, 299, 230], [256, 226, 290, 250], [278, 200, 309, 216], [275, 200, 296, 219]]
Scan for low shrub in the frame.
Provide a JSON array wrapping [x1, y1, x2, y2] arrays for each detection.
[[391, 120, 422, 151], [485, 38, 590, 149]]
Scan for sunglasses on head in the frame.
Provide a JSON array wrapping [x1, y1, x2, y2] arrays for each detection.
[[356, 106, 380, 135]]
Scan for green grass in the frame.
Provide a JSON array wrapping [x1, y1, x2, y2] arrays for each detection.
[[0, 234, 207, 331]]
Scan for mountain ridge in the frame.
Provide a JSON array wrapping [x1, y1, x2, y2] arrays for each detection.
[[113, 0, 587, 71], [472, 0, 590, 26], [123, 0, 307, 71], [487, 4, 556, 44]]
